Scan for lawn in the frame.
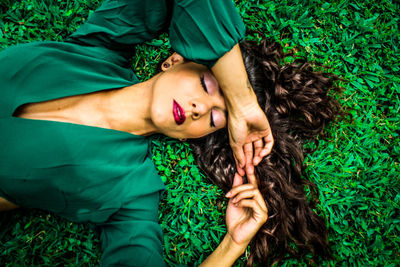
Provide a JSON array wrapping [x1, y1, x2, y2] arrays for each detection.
[[0, 0, 399, 266]]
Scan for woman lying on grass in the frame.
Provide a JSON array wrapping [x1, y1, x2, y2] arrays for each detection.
[[0, 0, 339, 266]]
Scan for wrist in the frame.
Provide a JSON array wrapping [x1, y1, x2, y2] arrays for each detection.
[[223, 83, 258, 113], [226, 93, 263, 123], [221, 233, 248, 256], [211, 43, 258, 113], [199, 234, 247, 267]]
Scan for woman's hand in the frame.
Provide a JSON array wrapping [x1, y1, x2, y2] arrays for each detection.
[[225, 171, 268, 247], [199, 171, 268, 267], [228, 103, 274, 176], [211, 43, 274, 176]]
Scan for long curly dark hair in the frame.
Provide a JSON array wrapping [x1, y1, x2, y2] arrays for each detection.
[[189, 39, 341, 266]]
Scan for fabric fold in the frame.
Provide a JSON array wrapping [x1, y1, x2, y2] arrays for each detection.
[[169, 0, 246, 68]]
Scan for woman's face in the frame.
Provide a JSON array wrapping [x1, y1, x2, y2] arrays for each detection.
[[151, 53, 227, 139]]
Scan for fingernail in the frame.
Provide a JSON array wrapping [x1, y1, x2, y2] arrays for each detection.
[[225, 191, 231, 197], [163, 62, 170, 68]]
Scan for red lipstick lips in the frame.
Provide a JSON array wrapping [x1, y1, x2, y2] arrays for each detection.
[[173, 100, 186, 125]]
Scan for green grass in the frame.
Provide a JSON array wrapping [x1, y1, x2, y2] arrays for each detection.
[[1, 0, 399, 266]]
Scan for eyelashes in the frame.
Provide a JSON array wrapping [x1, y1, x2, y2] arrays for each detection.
[[200, 74, 215, 127], [210, 110, 215, 127], [200, 74, 207, 92]]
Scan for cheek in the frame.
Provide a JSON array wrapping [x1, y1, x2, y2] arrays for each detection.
[[186, 119, 218, 138]]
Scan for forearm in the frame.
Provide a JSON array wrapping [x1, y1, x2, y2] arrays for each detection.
[[199, 234, 247, 267], [211, 43, 257, 112]]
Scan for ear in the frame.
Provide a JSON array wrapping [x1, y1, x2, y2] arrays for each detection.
[[161, 52, 185, 71]]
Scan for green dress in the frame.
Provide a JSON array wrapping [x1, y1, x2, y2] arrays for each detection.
[[0, 0, 245, 266]]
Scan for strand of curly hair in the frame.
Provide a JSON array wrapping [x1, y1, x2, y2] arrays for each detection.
[[189, 39, 341, 266]]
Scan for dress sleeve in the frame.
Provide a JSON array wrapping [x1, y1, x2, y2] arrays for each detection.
[[169, 0, 246, 68], [65, 0, 172, 60], [66, 0, 245, 68], [98, 192, 167, 267]]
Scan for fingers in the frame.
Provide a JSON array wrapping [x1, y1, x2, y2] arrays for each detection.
[[244, 142, 255, 178], [245, 136, 274, 169], [227, 184, 265, 208], [244, 143, 253, 167], [246, 169, 258, 188], [227, 172, 266, 206], [234, 158, 245, 176], [233, 135, 273, 173], [244, 153, 258, 188], [225, 183, 254, 198], [260, 134, 274, 158], [234, 199, 268, 223], [232, 144, 246, 170], [244, 143, 254, 174], [226, 181, 260, 201], [253, 134, 274, 165], [231, 188, 260, 205], [232, 172, 243, 187], [252, 139, 263, 165], [226, 183, 268, 222]]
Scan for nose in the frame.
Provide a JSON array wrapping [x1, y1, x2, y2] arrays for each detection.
[[190, 100, 208, 120]]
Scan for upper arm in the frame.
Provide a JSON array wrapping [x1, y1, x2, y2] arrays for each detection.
[[65, 0, 171, 60], [98, 192, 166, 267], [99, 218, 166, 267], [169, 0, 246, 68], [65, 0, 245, 68]]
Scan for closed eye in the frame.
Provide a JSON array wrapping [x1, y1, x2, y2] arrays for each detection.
[[200, 75, 215, 127], [200, 74, 207, 92]]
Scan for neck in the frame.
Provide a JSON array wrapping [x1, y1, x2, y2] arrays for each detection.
[[102, 75, 160, 136]]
